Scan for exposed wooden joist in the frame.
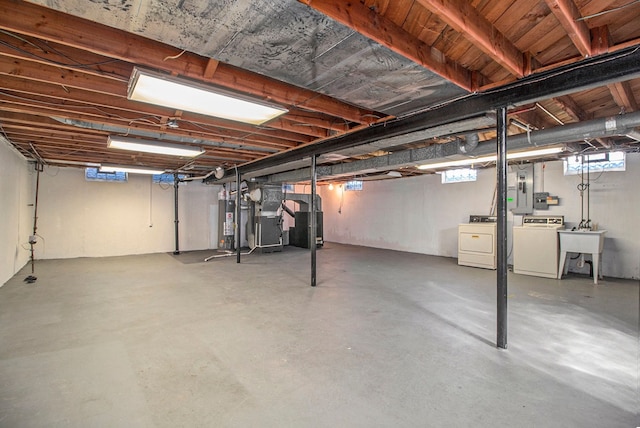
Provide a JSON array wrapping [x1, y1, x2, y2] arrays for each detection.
[[0, 101, 298, 152], [0, 56, 126, 96], [608, 81, 638, 112], [592, 28, 640, 113], [590, 26, 610, 56], [415, 0, 525, 77], [544, 0, 592, 57], [285, 111, 350, 133], [267, 118, 329, 139], [554, 95, 590, 122], [0, 32, 129, 79], [5, 126, 266, 160], [298, 0, 476, 91], [0, 70, 316, 144], [0, 0, 384, 125], [223, 46, 640, 176]]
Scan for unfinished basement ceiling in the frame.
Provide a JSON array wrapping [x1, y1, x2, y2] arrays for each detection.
[[1, 0, 639, 179]]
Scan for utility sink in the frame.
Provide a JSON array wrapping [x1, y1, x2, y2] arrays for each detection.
[[557, 230, 607, 284]]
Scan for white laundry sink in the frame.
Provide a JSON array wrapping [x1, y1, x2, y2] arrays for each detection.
[[558, 230, 606, 253], [557, 230, 607, 284]]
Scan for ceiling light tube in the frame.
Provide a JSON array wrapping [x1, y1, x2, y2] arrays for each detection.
[[100, 164, 166, 175], [45, 159, 102, 167], [108, 136, 204, 157], [128, 67, 288, 125], [417, 146, 564, 170]]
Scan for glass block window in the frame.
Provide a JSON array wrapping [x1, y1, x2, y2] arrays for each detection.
[[441, 168, 477, 183], [85, 167, 127, 182], [344, 180, 363, 191], [152, 173, 186, 184], [564, 151, 625, 175]]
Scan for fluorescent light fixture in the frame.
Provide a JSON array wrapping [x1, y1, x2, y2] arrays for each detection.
[[417, 146, 564, 170], [108, 136, 204, 157], [100, 164, 166, 175], [45, 159, 102, 167], [128, 67, 288, 125]]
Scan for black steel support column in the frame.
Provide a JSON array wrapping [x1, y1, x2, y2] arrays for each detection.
[[310, 155, 317, 287], [236, 168, 241, 264], [173, 173, 180, 255], [496, 106, 508, 349]]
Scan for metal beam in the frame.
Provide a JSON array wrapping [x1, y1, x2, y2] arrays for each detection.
[[236, 168, 241, 264], [173, 174, 180, 255], [263, 109, 640, 183], [496, 107, 508, 349], [227, 46, 640, 177], [310, 154, 317, 287]]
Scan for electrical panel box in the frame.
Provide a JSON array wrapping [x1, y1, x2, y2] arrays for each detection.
[[534, 192, 560, 210], [507, 164, 534, 215]]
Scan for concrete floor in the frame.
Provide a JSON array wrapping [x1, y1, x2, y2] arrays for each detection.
[[0, 243, 637, 427]]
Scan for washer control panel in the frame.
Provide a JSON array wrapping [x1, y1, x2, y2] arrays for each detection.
[[469, 215, 497, 223], [522, 215, 564, 226]]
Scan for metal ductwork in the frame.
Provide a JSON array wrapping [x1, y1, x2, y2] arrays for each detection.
[[626, 129, 640, 142], [263, 111, 640, 183], [50, 117, 278, 154], [458, 133, 479, 154], [466, 112, 640, 157]]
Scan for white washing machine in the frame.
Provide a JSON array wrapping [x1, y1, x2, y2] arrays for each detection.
[[513, 215, 564, 278], [458, 215, 497, 270]]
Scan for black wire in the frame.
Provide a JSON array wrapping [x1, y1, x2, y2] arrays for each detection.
[[0, 39, 122, 72]]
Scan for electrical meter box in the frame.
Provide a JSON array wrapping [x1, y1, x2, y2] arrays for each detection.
[[507, 164, 534, 215]]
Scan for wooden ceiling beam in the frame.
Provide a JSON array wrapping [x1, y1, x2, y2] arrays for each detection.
[[590, 28, 639, 113], [0, 0, 384, 125], [0, 104, 298, 152], [544, 0, 592, 57], [415, 0, 525, 77], [0, 56, 126, 96], [285, 111, 350, 133], [266, 118, 328, 139], [11, 141, 259, 164], [298, 0, 476, 91], [590, 26, 610, 56], [6, 129, 261, 160], [0, 75, 316, 144], [608, 81, 638, 112], [554, 95, 590, 122], [15, 146, 250, 169], [5, 126, 260, 164], [0, 31, 130, 81]]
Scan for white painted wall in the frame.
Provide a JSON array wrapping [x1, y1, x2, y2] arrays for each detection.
[[536, 154, 640, 279], [35, 167, 221, 259], [0, 140, 34, 286], [320, 153, 640, 279]]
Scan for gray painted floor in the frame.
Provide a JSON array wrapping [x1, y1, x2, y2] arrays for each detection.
[[0, 243, 638, 427]]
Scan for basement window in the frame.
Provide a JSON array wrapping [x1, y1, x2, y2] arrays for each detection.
[[152, 173, 187, 184], [344, 180, 363, 191], [85, 167, 127, 182], [441, 168, 477, 184], [563, 151, 626, 175]]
